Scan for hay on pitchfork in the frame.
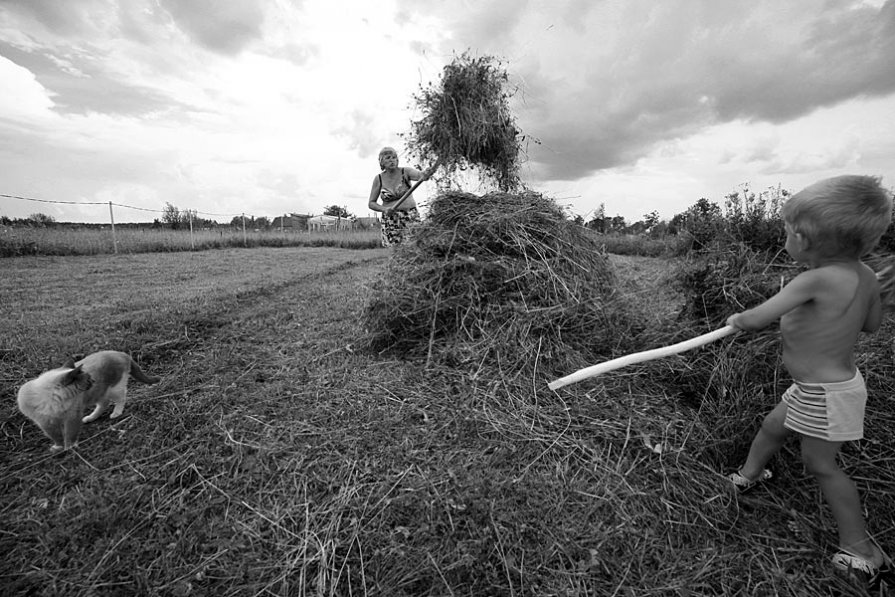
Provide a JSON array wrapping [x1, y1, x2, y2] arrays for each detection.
[[363, 191, 635, 372], [405, 52, 526, 192]]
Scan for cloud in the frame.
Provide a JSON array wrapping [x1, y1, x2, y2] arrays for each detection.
[[707, 1, 895, 122], [0, 54, 56, 120], [408, 0, 895, 183], [0, 0, 109, 37], [0, 3, 208, 119], [336, 109, 383, 158], [158, 0, 267, 55], [1, 42, 187, 117]]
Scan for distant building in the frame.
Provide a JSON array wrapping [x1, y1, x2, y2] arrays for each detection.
[[354, 216, 380, 229], [271, 213, 311, 231]]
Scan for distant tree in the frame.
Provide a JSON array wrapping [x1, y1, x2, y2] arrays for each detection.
[[323, 205, 352, 218], [649, 220, 670, 238], [627, 220, 648, 235], [255, 216, 270, 228], [608, 215, 627, 233], [678, 197, 722, 250], [194, 216, 219, 229], [29, 213, 56, 226], [668, 213, 685, 235], [572, 214, 585, 226], [178, 208, 198, 228], [586, 202, 606, 232], [162, 202, 180, 229], [642, 210, 660, 231]]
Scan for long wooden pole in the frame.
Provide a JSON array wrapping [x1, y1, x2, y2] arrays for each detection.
[[548, 325, 740, 390], [188, 211, 194, 250], [389, 157, 444, 212], [108, 201, 118, 254]]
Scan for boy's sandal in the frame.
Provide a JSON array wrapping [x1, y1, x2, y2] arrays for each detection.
[[832, 550, 894, 591], [728, 468, 772, 493]]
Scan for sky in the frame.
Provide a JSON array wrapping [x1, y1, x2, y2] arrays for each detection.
[[1, 0, 894, 225]]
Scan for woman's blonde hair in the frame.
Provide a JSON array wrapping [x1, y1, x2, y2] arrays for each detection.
[[378, 146, 398, 171], [783, 175, 892, 258]]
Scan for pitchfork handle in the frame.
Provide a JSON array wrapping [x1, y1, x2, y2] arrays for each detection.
[[548, 325, 740, 390], [389, 158, 443, 213]]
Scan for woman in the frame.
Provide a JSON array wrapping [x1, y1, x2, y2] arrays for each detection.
[[368, 146, 435, 247]]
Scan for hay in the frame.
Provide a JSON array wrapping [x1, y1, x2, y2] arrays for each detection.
[[406, 52, 523, 191], [674, 240, 792, 324], [363, 191, 634, 372]]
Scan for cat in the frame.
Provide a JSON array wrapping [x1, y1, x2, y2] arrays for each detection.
[[16, 350, 161, 451]]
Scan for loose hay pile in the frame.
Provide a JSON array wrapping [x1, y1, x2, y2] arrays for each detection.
[[363, 191, 634, 372], [406, 52, 524, 192]]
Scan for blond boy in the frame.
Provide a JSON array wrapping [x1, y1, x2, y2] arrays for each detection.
[[726, 175, 892, 586]]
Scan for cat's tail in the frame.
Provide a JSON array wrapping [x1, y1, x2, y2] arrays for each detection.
[[129, 359, 161, 385]]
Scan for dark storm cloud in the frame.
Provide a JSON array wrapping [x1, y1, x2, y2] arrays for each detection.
[[413, 0, 895, 182], [158, 0, 267, 55], [0, 0, 104, 36], [706, 1, 895, 123], [0, 42, 187, 117]]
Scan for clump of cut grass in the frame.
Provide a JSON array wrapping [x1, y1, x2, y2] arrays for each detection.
[[362, 190, 635, 374], [406, 52, 525, 192]]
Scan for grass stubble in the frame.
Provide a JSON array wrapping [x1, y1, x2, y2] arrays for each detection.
[[0, 238, 893, 595]]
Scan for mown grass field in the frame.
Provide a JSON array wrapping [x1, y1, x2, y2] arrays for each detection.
[[1, 246, 893, 596]]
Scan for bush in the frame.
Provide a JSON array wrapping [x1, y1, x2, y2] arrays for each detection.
[[674, 240, 793, 326], [673, 185, 788, 258], [722, 185, 787, 254]]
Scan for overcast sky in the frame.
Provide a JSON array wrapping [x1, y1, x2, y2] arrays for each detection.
[[1, 0, 894, 225]]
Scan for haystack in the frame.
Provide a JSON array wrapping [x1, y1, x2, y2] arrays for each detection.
[[363, 191, 633, 372]]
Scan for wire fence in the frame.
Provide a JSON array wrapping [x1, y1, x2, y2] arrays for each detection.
[[1, 193, 379, 255], [0, 192, 267, 253], [1, 192, 245, 220]]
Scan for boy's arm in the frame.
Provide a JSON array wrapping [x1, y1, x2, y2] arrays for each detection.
[[727, 270, 820, 331], [864, 286, 882, 332]]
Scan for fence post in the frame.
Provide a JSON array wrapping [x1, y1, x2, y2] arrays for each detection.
[[242, 213, 247, 247], [189, 211, 194, 250], [108, 201, 118, 254]]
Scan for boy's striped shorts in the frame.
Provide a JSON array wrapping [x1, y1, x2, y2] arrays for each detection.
[[782, 369, 866, 442]]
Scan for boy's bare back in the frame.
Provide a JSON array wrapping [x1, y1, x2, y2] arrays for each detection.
[[780, 261, 881, 383]]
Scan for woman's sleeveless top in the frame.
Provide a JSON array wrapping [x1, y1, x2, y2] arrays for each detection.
[[379, 168, 412, 203]]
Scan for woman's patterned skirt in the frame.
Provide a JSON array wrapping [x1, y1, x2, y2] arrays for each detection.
[[380, 208, 421, 247]]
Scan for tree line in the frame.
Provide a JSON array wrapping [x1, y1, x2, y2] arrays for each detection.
[[1, 204, 357, 230]]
